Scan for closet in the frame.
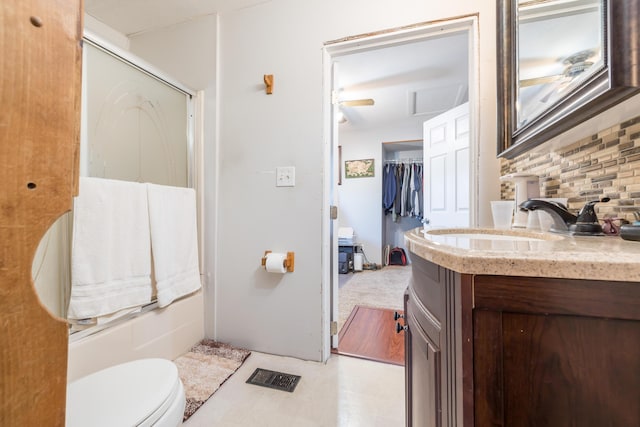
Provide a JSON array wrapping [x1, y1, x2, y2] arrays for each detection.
[[382, 140, 424, 264]]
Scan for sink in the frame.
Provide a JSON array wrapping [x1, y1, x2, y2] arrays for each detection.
[[421, 228, 564, 251], [424, 228, 564, 242], [431, 233, 544, 242]]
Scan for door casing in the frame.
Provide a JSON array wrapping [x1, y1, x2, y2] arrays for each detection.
[[321, 15, 480, 361]]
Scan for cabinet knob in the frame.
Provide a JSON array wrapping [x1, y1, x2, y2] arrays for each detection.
[[396, 322, 407, 334], [394, 311, 405, 321]]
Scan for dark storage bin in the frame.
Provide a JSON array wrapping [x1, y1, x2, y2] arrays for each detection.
[[338, 252, 352, 274]]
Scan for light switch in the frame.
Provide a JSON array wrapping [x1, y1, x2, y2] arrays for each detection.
[[276, 166, 295, 187]]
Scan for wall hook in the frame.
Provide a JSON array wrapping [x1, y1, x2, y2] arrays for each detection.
[[263, 74, 273, 95]]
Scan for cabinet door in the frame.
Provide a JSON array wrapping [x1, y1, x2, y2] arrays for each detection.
[[474, 275, 640, 427], [406, 311, 442, 427]]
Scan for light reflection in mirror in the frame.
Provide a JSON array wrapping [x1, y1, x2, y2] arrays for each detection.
[[516, 0, 604, 128], [32, 213, 72, 317]]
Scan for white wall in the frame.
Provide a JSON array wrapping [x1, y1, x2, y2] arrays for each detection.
[[338, 126, 422, 265], [129, 15, 217, 90], [214, 0, 500, 361], [85, 14, 130, 50], [338, 135, 383, 265]]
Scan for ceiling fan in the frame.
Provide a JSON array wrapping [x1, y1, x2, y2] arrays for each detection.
[[338, 98, 375, 107], [519, 49, 598, 88], [336, 98, 375, 124]]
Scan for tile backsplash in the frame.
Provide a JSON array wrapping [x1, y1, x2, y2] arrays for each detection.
[[500, 114, 640, 223]]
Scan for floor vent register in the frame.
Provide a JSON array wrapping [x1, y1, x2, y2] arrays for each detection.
[[246, 368, 301, 393]]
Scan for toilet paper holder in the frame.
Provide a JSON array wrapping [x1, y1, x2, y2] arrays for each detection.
[[261, 250, 295, 272]]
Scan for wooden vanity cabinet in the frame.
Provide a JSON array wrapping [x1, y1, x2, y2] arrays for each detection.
[[404, 255, 474, 427], [406, 254, 640, 427], [473, 275, 640, 427]]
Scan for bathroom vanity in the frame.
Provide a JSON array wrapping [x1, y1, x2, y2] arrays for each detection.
[[402, 228, 640, 427]]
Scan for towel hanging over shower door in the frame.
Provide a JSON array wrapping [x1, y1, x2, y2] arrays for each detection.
[[68, 177, 152, 320], [147, 183, 202, 308]]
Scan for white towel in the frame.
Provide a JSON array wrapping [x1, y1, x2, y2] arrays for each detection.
[[68, 177, 152, 320], [147, 183, 201, 307]]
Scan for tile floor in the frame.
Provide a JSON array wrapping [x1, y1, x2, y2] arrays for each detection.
[[183, 351, 405, 427]]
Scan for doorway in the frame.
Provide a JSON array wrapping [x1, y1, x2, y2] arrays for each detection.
[[322, 16, 479, 360]]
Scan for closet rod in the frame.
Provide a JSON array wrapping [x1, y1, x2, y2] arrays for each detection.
[[382, 139, 423, 144], [383, 159, 423, 164]]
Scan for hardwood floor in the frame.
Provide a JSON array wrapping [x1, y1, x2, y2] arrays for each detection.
[[337, 266, 409, 332], [334, 305, 405, 366]]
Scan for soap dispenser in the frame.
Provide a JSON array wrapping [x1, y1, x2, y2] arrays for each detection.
[[500, 173, 540, 228]]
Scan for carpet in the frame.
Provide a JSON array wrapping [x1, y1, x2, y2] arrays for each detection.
[[174, 339, 251, 421], [338, 266, 409, 332], [336, 305, 405, 366]]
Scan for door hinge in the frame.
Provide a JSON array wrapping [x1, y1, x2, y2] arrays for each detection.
[[330, 205, 338, 220], [330, 321, 338, 335]]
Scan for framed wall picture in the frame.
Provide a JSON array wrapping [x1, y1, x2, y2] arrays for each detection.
[[345, 159, 374, 178]]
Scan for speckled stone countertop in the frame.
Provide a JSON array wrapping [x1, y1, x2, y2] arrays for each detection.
[[404, 227, 640, 282]]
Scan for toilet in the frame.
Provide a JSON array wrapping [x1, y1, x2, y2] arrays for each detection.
[[66, 358, 185, 427]]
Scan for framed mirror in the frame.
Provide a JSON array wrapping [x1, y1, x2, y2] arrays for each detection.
[[497, 0, 640, 158]]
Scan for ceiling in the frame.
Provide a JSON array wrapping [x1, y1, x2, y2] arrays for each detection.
[[334, 33, 469, 132], [85, 0, 268, 36], [85, 0, 470, 133]]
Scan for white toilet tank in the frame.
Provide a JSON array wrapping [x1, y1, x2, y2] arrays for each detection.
[[67, 358, 185, 427]]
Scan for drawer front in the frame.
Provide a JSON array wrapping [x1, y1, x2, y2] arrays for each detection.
[[409, 255, 444, 320], [407, 289, 441, 349]]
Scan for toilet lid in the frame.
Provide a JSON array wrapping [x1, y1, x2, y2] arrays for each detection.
[[67, 358, 183, 427]]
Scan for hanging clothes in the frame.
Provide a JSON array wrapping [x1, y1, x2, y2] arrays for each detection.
[[382, 163, 396, 212], [382, 161, 424, 221], [415, 163, 424, 219], [411, 163, 422, 218], [402, 165, 409, 216], [408, 164, 416, 215], [394, 164, 403, 217]]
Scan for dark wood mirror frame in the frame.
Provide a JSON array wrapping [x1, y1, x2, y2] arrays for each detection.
[[497, 0, 640, 159]]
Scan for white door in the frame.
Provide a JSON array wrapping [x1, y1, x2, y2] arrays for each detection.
[[423, 102, 470, 227]]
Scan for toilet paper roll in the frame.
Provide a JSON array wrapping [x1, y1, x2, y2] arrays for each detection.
[[265, 252, 287, 273]]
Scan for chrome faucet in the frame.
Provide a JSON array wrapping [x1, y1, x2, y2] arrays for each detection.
[[519, 198, 610, 234]]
